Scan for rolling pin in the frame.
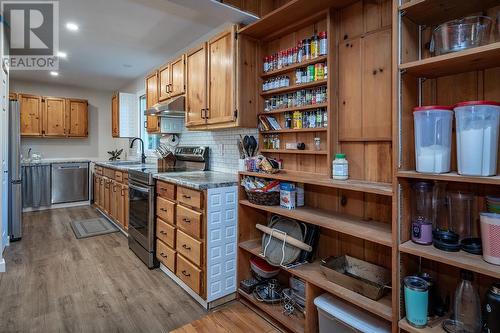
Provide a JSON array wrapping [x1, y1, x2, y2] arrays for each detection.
[[256, 224, 312, 252]]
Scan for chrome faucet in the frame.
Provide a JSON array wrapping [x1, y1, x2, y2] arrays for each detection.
[[130, 138, 146, 164]]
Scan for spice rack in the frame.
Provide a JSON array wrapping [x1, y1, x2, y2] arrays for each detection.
[[395, 0, 500, 331]]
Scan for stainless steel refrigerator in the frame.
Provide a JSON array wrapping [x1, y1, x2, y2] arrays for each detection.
[[8, 99, 21, 241]]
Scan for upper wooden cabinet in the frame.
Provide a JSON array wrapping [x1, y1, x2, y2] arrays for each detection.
[[186, 26, 258, 130], [43, 97, 66, 136], [66, 99, 88, 137], [111, 92, 139, 138], [145, 71, 160, 133], [19, 94, 42, 136], [158, 64, 171, 102], [170, 55, 186, 98]]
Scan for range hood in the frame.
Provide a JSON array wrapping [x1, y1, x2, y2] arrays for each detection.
[[145, 95, 185, 118]]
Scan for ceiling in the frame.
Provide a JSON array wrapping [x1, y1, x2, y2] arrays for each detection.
[[10, 0, 256, 91]]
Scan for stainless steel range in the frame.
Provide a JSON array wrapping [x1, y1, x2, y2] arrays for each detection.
[[127, 146, 209, 268]]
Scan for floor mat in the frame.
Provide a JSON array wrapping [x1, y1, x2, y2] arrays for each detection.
[[70, 217, 119, 239]]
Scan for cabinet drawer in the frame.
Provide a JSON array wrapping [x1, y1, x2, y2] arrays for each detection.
[[176, 205, 203, 239], [103, 168, 115, 179], [157, 181, 175, 200], [156, 239, 176, 273], [95, 166, 103, 175], [156, 197, 175, 224], [157, 218, 175, 248], [176, 230, 202, 267], [114, 171, 123, 183], [176, 254, 202, 295], [177, 186, 202, 209]]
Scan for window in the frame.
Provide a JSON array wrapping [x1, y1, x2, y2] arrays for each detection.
[[139, 94, 159, 152]]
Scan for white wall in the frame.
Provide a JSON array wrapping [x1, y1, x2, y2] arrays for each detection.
[[10, 80, 130, 161], [119, 23, 258, 174]]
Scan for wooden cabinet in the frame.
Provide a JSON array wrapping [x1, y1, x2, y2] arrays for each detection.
[[43, 97, 66, 136], [66, 99, 88, 137], [186, 43, 208, 127], [111, 93, 119, 137], [158, 64, 171, 102], [170, 55, 186, 98], [145, 71, 160, 133], [94, 166, 129, 231], [103, 179, 111, 214], [176, 254, 202, 295], [19, 94, 42, 136], [185, 26, 257, 129], [123, 184, 129, 230], [93, 175, 101, 208], [99, 177, 105, 208]]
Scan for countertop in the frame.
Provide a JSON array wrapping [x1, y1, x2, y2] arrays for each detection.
[[93, 160, 154, 172], [21, 159, 92, 167], [153, 171, 238, 190]]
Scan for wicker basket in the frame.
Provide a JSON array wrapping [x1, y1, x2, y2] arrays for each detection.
[[246, 190, 280, 206]]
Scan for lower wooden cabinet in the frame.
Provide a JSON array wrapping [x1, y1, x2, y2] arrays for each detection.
[[93, 166, 128, 230], [157, 239, 176, 272], [176, 254, 202, 295]]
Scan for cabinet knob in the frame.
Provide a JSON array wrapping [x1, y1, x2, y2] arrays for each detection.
[[182, 244, 191, 250], [181, 270, 190, 277], [160, 208, 168, 212], [182, 194, 191, 199], [159, 230, 166, 235], [160, 252, 167, 258], [182, 218, 191, 223]]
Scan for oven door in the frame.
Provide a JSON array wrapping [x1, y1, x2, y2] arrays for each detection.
[[128, 181, 155, 251]]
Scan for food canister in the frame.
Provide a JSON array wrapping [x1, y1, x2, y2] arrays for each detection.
[[480, 212, 500, 265], [404, 276, 429, 328]]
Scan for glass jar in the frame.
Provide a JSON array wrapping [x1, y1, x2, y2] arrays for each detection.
[[332, 153, 348, 180], [319, 31, 327, 55], [311, 35, 319, 58], [313, 137, 321, 151], [411, 182, 434, 245]]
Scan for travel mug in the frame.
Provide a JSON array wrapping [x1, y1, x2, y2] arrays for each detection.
[[404, 276, 429, 328]]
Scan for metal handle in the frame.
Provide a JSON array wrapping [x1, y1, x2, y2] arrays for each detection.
[[159, 230, 167, 235], [182, 194, 191, 199], [181, 270, 190, 277], [160, 252, 167, 258], [182, 244, 191, 250], [205, 107, 209, 119], [182, 218, 190, 223], [200, 108, 204, 119], [160, 208, 168, 212], [128, 183, 151, 194]]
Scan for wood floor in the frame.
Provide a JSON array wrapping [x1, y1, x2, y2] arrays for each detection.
[[0, 206, 206, 333], [172, 302, 280, 333]]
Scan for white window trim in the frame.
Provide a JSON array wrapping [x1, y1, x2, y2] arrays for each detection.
[[137, 90, 159, 156]]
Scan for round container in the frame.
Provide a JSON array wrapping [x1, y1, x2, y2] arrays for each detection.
[[454, 101, 500, 176], [404, 276, 429, 328], [484, 283, 500, 333], [480, 212, 500, 265], [332, 153, 348, 180], [413, 106, 453, 174], [433, 16, 494, 55], [447, 191, 474, 240]]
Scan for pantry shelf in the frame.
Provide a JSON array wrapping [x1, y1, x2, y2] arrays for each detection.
[[399, 0, 500, 26], [239, 200, 392, 246], [238, 289, 305, 333], [258, 103, 328, 115], [397, 170, 500, 186], [260, 128, 328, 134], [238, 240, 393, 321], [398, 318, 445, 333], [260, 79, 327, 96], [239, 171, 393, 196], [260, 149, 327, 155], [399, 241, 500, 279], [261, 55, 328, 78], [399, 42, 500, 78]]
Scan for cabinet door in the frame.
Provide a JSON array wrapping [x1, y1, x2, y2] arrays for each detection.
[[110, 181, 117, 220], [145, 72, 160, 133], [124, 185, 129, 230], [186, 44, 208, 127], [118, 185, 126, 228], [104, 179, 110, 214], [19, 94, 42, 136], [43, 97, 66, 137], [99, 177, 105, 209], [67, 99, 88, 137], [206, 28, 236, 125], [94, 175, 100, 207], [111, 93, 119, 137], [158, 64, 170, 102], [170, 55, 185, 98]]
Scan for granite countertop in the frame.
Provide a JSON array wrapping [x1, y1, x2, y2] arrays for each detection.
[[93, 160, 153, 172], [21, 159, 92, 167], [153, 171, 238, 190]]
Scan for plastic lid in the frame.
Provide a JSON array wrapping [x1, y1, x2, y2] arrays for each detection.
[[250, 257, 279, 273], [403, 276, 429, 291], [335, 153, 346, 159], [454, 100, 500, 107], [319, 31, 327, 37], [413, 105, 453, 112]]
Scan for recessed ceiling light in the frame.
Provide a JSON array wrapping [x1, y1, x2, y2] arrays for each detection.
[[66, 22, 79, 31], [50, 71, 59, 77], [57, 51, 67, 58]]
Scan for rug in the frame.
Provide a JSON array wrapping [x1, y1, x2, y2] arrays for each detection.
[[70, 217, 119, 239]]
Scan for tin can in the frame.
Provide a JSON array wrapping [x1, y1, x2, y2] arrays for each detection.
[[307, 65, 315, 82], [315, 63, 325, 80]]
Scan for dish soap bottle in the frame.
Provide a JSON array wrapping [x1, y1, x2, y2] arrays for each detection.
[[332, 153, 348, 180]]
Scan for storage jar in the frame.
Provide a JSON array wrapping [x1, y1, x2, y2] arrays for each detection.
[[454, 101, 500, 176], [413, 106, 453, 174], [332, 154, 348, 180], [480, 212, 500, 265]]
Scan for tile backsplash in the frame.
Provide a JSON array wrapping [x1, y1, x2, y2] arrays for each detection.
[[168, 128, 258, 173]]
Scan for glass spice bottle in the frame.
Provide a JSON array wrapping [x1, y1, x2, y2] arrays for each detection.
[[311, 34, 319, 58], [297, 41, 303, 63], [319, 31, 327, 56], [303, 39, 311, 60]]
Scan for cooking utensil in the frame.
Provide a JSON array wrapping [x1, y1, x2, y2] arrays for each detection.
[[253, 279, 283, 304], [249, 135, 257, 157], [243, 135, 251, 157]]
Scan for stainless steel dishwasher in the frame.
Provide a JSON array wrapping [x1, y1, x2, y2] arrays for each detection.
[[51, 162, 89, 204]]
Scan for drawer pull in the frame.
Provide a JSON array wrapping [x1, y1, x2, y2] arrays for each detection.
[[159, 230, 167, 235], [182, 218, 191, 223], [160, 208, 168, 212], [181, 270, 190, 277], [182, 244, 191, 250], [160, 252, 167, 258], [182, 194, 191, 199]]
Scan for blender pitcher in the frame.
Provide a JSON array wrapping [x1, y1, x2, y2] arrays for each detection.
[[411, 182, 434, 245], [447, 191, 474, 241]]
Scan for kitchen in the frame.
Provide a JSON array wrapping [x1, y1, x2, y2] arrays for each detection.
[[1, 0, 500, 333]]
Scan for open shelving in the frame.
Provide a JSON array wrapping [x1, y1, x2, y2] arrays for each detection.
[[259, 149, 327, 155], [260, 128, 327, 134], [260, 79, 328, 97], [258, 103, 328, 116], [397, 170, 500, 186], [261, 55, 328, 78], [398, 318, 445, 333]]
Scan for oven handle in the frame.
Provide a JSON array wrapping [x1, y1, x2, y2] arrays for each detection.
[[129, 183, 151, 194]]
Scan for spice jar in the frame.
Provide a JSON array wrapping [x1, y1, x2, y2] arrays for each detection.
[[293, 111, 302, 129], [314, 137, 321, 151], [311, 34, 319, 58], [332, 153, 349, 180], [315, 63, 325, 80], [303, 39, 311, 60], [297, 41, 303, 63], [319, 31, 327, 55]]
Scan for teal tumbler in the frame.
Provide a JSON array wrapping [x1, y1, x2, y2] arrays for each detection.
[[404, 276, 429, 328]]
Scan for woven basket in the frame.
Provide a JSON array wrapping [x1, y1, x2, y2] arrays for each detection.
[[246, 190, 280, 206]]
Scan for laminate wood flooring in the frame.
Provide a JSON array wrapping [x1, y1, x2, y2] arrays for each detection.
[[171, 301, 280, 333], [0, 206, 206, 333]]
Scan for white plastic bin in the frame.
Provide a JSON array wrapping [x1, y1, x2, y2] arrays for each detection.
[[455, 101, 500, 176], [413, 106, 453, 173], [314, 294, 391, 333]]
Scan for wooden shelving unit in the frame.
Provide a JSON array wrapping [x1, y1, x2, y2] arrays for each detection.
[[261, 55, 328, 78], [260, 128, 327, 134], [258, 103, 328, 116], [239, 170, 393, 196], [260, 79, 328, 97], [260, 149, 327, 155], [395, 0, 500, 331]]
